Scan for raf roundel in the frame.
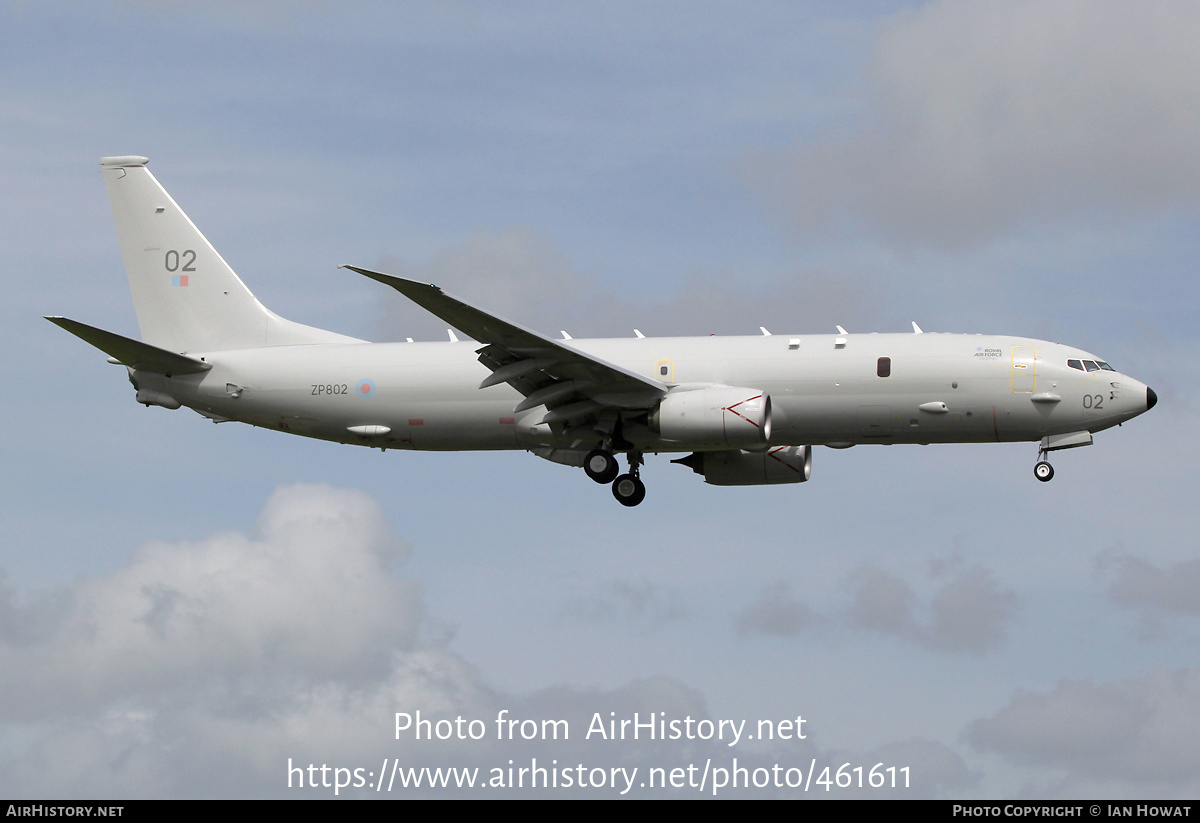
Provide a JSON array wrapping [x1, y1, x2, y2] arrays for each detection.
[[356, 379, 375, 398]]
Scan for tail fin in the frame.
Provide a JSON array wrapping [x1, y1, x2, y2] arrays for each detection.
[[100, 156, 361, 352]]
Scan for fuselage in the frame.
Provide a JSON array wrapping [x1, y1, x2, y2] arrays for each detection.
[[131, 331, 1153, 454], [59, 157, 1156, 505]]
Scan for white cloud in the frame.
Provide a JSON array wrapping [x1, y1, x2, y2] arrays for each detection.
[[0, 484, 979, 798], [0, 484, 417, 718], [967, 667, 1200, 796], [748, 0, 1200, 247]]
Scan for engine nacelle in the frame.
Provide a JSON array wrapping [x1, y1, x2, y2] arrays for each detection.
[[673, 445, 812, 486], [650, 386, 772, 449]]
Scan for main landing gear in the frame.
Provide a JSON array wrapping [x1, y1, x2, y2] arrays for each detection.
[[584, 449, 620, 484], [612, 471, 646, 507], [586, 449, 646, 506]]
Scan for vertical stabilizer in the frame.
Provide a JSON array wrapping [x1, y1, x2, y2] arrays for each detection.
[[100, 156, 360, 352]]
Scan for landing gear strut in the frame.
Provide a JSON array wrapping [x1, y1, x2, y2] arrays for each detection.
[[1034, 443, 1055, 482], [1031, 432, 1094, 483], [611, 451, 646, 507]]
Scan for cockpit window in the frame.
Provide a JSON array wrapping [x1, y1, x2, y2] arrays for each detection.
[[1069, 358, 1115, 372]]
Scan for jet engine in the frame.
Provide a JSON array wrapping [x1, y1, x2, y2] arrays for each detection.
[[672, 445, 812, 486], [649, 386, 771, 449]]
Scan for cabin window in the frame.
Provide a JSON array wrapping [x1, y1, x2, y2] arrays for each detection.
[[659, 365, 669, 376], [877, 357, 891, 378]]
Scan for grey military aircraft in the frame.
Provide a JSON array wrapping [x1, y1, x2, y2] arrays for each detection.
[[49, 157, 1156, 506]]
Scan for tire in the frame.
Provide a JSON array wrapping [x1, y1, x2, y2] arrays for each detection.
[[611, 473, 646, 507], [584, 449, 619, 484], [1034, 461, 1054, 482]]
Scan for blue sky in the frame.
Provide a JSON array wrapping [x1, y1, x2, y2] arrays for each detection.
[[2, 0, 1198, 798]]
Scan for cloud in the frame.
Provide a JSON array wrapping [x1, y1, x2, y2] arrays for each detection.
[[563, 581, 686, 634], [842, 563, 1016, 653], [747, 0, 1200, 247], [844, 566, 920, 637], [927, 566, 1018, 653], [374, 227, 585, 342], [0, 484, 433, 796], [0, 484, 417, 719], [734, 582, 815, 637], [853, 738, 980, 797], [967, 667, 1200, 795], [0, 485, 981, 798], [1095, 553, 1200, 640], [1100, 554, 1200, 616], [730, 561, 1016, 652], [371, 227, 879, 342]]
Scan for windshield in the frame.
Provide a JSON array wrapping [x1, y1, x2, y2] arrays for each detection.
[[1067, 359, 1116, 372]]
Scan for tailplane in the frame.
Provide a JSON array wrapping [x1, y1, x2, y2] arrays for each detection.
[[100, 156, 360, 352]]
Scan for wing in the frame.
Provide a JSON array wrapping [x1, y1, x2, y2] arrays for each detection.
[[46, 316, 212, 375], [342, 266, 666, 430]]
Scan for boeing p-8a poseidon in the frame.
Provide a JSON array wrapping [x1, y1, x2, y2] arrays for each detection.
[[49, 157, 1157, 506]]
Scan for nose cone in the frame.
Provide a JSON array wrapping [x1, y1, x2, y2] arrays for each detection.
[[1147, 386, 1158, 411]]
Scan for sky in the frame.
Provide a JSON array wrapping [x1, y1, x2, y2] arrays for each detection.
[[1, 0, 1198, 799]]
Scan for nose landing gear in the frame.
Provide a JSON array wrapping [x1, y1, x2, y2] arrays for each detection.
[[1034, 442, 1056, 482], [1031, 432, 1093, 483]]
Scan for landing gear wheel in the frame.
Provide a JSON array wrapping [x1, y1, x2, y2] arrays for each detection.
[[584, 449, 619, 484], [1034, 461, 1054, 482], [612, 473, 646, 507]]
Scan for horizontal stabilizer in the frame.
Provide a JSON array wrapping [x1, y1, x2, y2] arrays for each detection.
[[46, 317, 212, 375]]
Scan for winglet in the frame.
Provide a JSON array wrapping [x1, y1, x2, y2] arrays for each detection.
[[911, 321, 924, 334]]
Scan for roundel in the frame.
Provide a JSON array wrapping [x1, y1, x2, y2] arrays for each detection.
[[356, 379, 376, 398]]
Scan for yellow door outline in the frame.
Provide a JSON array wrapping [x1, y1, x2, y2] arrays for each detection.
[[1011, 346, 1036, 393], [654, 359, 674, 383]]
